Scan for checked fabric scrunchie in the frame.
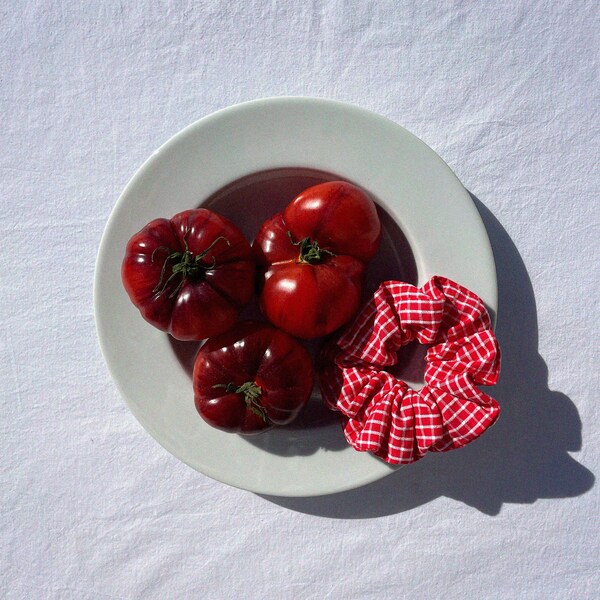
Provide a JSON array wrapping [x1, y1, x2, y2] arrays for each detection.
[[319, 276, 501, 465]]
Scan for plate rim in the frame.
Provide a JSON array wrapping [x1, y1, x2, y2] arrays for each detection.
[[94, 96, 497, 497]]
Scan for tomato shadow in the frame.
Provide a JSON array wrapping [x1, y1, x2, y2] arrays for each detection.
[[259, 194, 594, 516], [199, 167, 336, 241], [241, 397, 350, 456], [198, 166, 418, 293]]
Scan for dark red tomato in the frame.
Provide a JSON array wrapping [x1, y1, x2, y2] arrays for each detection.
[[193, 321, 314, 434], [122, 209, 255, 341], [253, 181, 381, 339]]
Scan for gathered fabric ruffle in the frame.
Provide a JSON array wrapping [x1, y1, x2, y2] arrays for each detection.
[[319, 277, 501, 465]]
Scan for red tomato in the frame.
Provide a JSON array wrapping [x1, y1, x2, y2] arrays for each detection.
[[193, 321, 314, 434], [122, 209, 255, 340], [253, 181, 381, 339]]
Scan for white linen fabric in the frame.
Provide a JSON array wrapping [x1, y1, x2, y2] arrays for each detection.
[[1, 1, 598, 598]]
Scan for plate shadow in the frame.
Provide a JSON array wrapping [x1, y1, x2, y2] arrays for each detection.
[[260, 193, 594, 517]]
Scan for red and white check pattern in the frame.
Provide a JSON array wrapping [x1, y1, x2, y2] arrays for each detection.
[[319, 276, 501, 465]]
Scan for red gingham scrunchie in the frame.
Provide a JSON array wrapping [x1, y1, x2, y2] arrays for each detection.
[[319, 276, 501, 465]]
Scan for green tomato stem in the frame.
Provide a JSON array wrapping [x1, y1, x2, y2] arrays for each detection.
[[212, 381, 270, 424], [287, 231, 336, 264], [151, 235, 230, 297]]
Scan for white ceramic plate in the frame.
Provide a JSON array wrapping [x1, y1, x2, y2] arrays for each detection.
[[94, 97, 496, 497]]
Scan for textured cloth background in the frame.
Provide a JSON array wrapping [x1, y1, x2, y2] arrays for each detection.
[[1, 2, 599, 599]]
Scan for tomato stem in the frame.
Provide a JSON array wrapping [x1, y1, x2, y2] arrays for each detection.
[[287, 231, 335, 264], [151, 235, 230, 297], [213, 382, 270, 424]]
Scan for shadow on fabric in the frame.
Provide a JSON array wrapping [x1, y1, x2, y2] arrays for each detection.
[[259, 193, 594, 517]]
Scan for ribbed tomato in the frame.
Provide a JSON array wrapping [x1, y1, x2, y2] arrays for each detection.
[[253, 181, 381, 339], [122, 209, 255, 340], [193, 321, 314, 434]]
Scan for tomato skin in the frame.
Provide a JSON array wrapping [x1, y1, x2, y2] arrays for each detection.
[[253, 181, 381, 339], [193, 321, 314, 434], [283, 182, 381, 262], [122, 209, 255, 341]]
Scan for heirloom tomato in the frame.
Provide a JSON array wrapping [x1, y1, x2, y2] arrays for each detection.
[[193, 321, 313, 434], [122, 209, 255, 340], [253, 181, 381, 339]]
